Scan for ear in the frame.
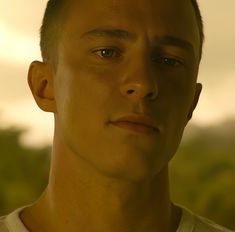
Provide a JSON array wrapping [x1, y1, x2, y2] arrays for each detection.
[[187, 83, 202, 121], [28, 61, 57, 113]]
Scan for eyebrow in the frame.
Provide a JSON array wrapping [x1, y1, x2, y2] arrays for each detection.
[[80, 27, 137, 41], [154, 35, 194, 54], [80, 27, 195, 54]]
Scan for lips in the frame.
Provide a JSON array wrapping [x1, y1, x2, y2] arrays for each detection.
[[110, 113, 158, 134]]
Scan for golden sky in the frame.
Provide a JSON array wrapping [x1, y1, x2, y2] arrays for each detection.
[[0, 0, 235, 147]]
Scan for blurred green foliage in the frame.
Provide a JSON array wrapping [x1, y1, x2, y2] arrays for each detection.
[[0, 120, 235, 230], [169, 119, 235, 230], [0, 127, 50, 215]]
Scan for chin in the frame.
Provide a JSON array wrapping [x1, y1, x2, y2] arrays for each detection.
[[94, 156, 168, 183]]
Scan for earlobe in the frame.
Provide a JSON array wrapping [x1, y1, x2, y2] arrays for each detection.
[[187, 83, 202, 121], [28, 61, 57, 113]]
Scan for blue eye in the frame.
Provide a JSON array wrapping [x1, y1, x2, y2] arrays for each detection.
[[94, 48, 120, 58], [155, 57, 184, 67]]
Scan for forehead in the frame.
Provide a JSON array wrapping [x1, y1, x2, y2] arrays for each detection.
[[63, 0, 200, 58]]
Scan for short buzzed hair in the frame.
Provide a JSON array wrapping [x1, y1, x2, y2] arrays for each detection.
[[40, 0, 204, 64], [40, 0, 67, 64]]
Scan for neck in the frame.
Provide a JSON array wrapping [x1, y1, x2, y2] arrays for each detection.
[[21, 135, 181, 232]]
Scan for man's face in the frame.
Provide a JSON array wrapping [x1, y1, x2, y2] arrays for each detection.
[[52, 0, 201, 181]]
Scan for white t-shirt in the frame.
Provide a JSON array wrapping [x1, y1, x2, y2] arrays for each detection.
[[0, 205, 233, 232]]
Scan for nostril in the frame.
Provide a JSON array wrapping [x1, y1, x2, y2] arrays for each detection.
[[147, 92, 154, 98], [127, 89, 135, 94]]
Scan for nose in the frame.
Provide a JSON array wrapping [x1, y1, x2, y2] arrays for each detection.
[[120, 56, 158, 101]]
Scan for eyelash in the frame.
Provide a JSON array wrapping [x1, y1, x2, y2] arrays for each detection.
[[93, 48, 121, 59], [154, 57, 184, 67], [92, 48, 184, 67]]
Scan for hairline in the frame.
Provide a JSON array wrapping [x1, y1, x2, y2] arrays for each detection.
[[40, 0, 204, 66]]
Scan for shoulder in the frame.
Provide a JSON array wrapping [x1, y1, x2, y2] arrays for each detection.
[[0, 206, 30, 232], [193, 214, 234, 232], [0, 216, 9, 232], [177, 205, 234, 232]]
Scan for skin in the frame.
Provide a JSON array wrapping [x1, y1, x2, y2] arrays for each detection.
[[21, 0, 202, 231]]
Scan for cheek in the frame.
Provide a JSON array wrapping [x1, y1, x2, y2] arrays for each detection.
[[54, 63, 112, 138], [159, 69, 196, 108], [162, 78, 195, 128], [158, 75, 196, 156]]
